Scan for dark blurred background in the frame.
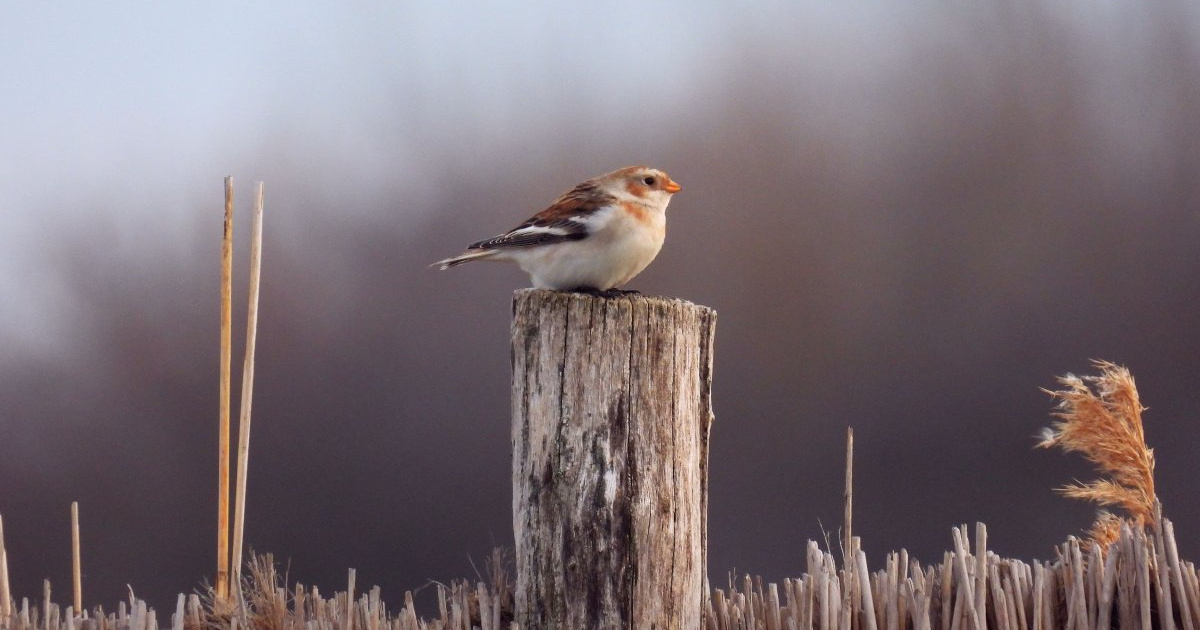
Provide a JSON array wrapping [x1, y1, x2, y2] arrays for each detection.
[[2, 0, 1199, 614]]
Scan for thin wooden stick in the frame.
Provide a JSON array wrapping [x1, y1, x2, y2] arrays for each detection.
[[71, 502, 81, 615], [0, 513, 9, 620], [217, 175, 234, 602], [231, 182, 265, 593], [844, 427, 854, 563]]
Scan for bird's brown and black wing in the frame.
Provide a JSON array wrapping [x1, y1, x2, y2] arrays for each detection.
[[468, 182, 615, 251]]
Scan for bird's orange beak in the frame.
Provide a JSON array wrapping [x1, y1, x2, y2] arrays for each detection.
[[664, 180, 682, 193]]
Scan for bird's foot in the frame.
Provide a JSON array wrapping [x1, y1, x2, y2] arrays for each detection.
[[568, 286, 639, 298], [567, 286, 603, 297]]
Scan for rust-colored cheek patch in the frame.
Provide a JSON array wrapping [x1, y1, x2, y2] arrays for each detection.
[[624, 181, 648, 199]]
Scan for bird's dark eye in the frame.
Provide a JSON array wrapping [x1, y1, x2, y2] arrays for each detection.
[[643, 176, 656, 186]]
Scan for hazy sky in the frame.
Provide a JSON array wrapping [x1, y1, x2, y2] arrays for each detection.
[[2, 0, 729, 354], [2, 0, 1199, 615]]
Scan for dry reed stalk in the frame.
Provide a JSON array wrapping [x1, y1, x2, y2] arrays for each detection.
[[1098, 539, 1119, 627], [42, 579, 49, 630], [1038, 360, 1157, 546], [856, 550, 880, 630], [844, 427, 854, 563], [0, 513, 10, 620], [1152, 514, 1177, 630], [973, 523, 987, 630], [1065, 538, 1087, 629], [1166, 519, 1197, 629], [231, 182, 265, 594], [940, 552, 953, 630], [70, 503, 80, 616], [950, 526, 981, 630], [172, 593, 185, 630], [346, 568, 356, 630], [1137, 523, 1153, 628], [217, 176, 234, 602], [1031, 561, 1046, 630]]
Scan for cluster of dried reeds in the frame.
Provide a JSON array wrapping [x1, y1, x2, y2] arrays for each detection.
[[6, 519, 1198, 630], [706, 518, 1199, 630], [211, 552, 514, 630], [204, 550, 514, 630], [704, 359, 1177, 629], [1037, 360, 1158, 547], [0, 550, 513, 630], [0, 583, 181, 630]]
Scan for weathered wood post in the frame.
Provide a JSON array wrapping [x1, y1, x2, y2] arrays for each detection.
[[511, 289, 716, 629]]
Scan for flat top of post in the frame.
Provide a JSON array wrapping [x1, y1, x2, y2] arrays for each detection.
[[513, 288, 715, 317]]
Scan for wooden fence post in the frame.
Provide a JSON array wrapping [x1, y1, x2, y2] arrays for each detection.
[[511, 289, 716, 629]]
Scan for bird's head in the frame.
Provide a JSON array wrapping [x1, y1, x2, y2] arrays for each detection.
[[602, 166, 682, 209]]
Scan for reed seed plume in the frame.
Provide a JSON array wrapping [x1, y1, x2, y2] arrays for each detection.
[[1038, 360, 1157, 545]]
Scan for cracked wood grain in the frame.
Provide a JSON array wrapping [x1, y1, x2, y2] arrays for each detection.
[[511, 289, 716, 630]]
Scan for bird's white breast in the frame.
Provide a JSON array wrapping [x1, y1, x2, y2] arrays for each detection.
[[511, 202, 667, 290]]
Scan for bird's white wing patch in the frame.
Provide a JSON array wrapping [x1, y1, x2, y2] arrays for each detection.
[[507, 224, 570, 237], [470, 222, 584, 249], [565, 205, 614, 227]]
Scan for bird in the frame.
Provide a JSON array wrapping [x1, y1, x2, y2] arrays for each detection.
[[432, 166, 681, 293]]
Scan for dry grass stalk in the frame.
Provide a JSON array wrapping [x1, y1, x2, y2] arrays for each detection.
[[69, 503, 80, 616], [0, 513, 11, 620], [106, 551, 514, 630], [231, 182, 265, 594], [844, 427, 854, 564], [42, 579, 50, 630], [1037, 360, 1157, 545], [216, 176, 235, 602], [346, 568, 356, 630]]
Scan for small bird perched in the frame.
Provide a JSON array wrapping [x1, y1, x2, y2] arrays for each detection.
[[432, 166, 681, 292]]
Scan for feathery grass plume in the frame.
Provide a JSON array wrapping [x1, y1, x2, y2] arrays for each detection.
[[1038, 360, 1157, 545]]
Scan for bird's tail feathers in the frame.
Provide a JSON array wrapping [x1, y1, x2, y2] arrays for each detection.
[[431, 248, 501, 270]]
